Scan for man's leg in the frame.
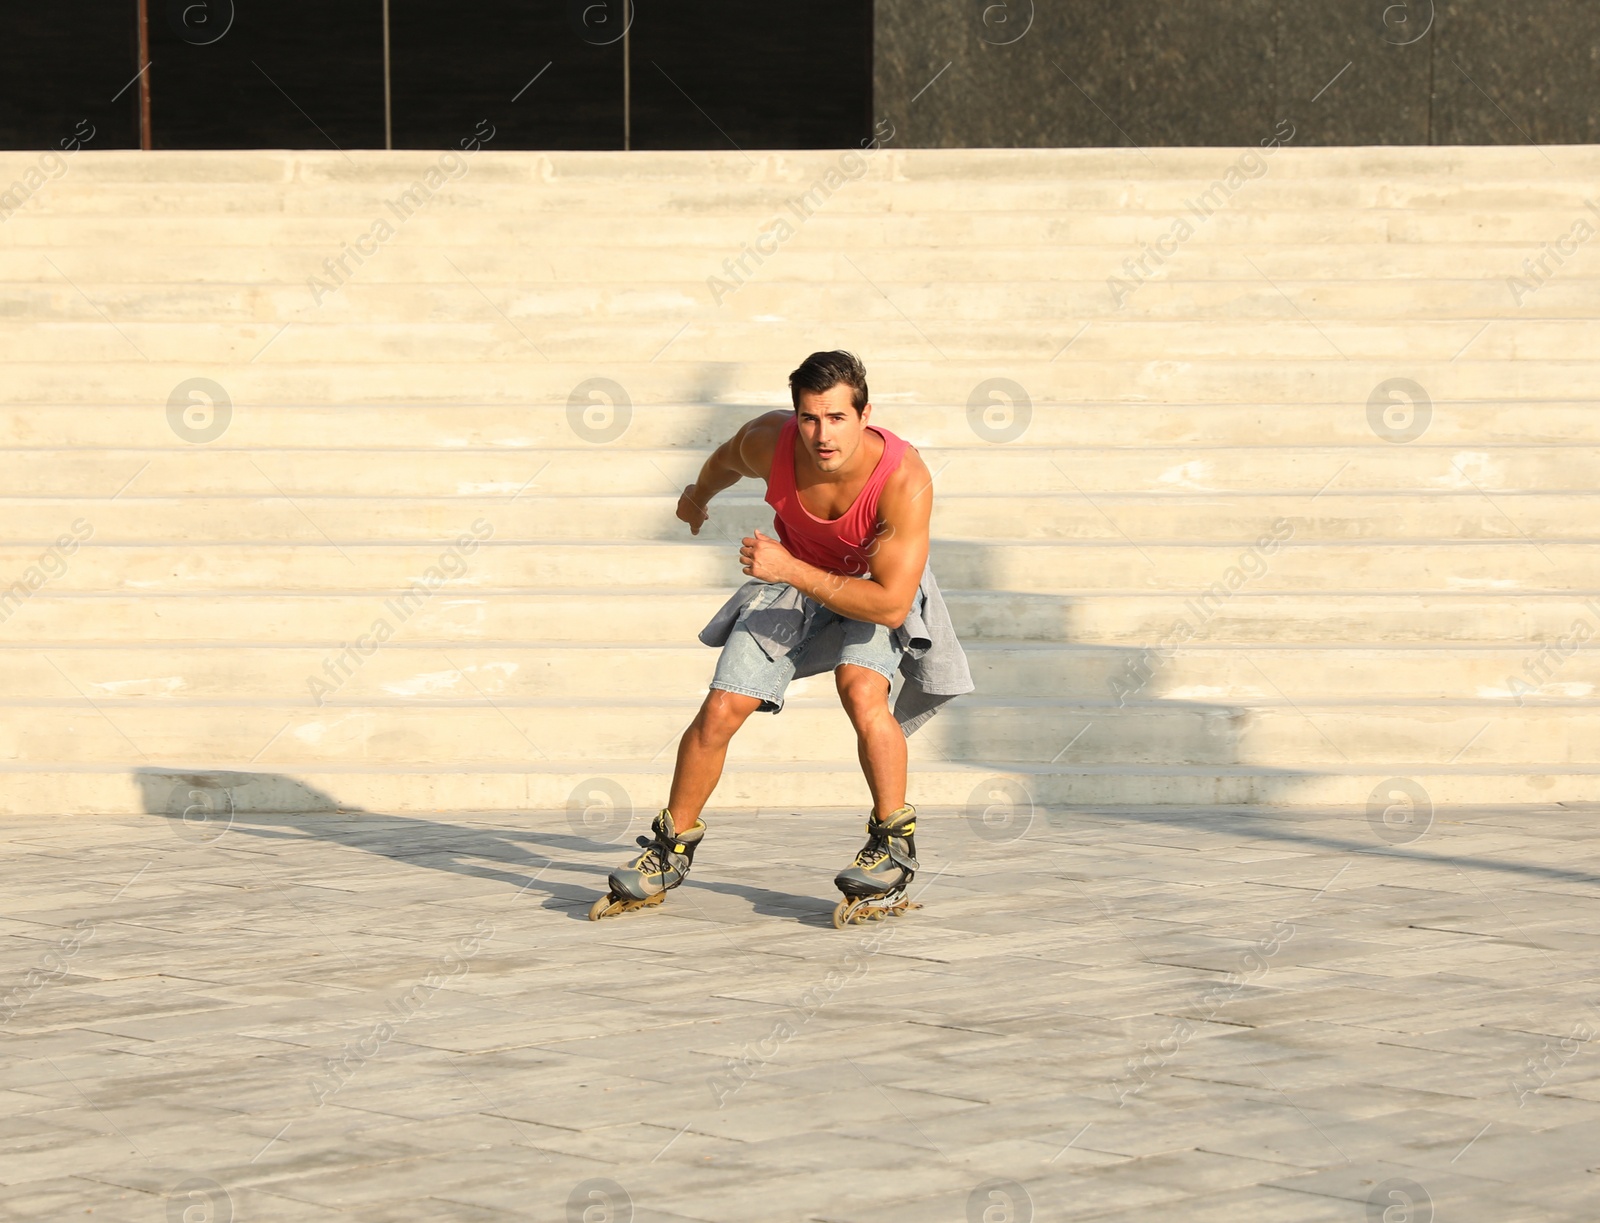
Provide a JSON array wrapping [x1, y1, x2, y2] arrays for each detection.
[[665, 688, 764, 832], [835, 664, 906, 819]]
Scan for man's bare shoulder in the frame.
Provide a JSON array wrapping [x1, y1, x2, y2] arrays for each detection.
[[878, 443, 934, 530], [730, 410, 790, 479], [883, 443, 933, 502]]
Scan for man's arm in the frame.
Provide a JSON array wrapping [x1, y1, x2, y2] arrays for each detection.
[[676, 411, 786, 535], [740, 448, 933, 628]]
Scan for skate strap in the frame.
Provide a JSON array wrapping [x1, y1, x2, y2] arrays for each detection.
[[861, 817, 918, 873], [638, 832, 689, 853], [865, 818, 914, 837]]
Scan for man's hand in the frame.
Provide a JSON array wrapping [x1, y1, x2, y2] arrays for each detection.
[[676, 484, 709, 535], [740, 530, 795, 583]]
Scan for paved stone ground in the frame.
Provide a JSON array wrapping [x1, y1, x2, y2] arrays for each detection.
[[3, 799, 1599, 1222]]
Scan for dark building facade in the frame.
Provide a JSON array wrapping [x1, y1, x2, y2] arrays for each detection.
[[3, 1, 1595, 151], [876, 0, 1600, 147]]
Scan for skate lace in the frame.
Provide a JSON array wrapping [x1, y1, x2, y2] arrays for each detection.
[[632, 829, 681, 876], [632, 842, 669, 875], [632, 818, 692, 877], [852, 823, 891, 869]]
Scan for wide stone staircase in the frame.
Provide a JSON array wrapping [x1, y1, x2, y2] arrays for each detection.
[[2, 146, 1596, 822]]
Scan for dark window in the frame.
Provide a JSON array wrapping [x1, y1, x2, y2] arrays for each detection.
[[1, 7, 140, 150], [391, 2, 622, 150], [631, 0, 873, 150], [148, 0, 384, 150], [2, 1, 873, 151]]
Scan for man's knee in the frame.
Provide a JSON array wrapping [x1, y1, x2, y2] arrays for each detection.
[[835, 665, 890, 722], [697, 688, 763, 741]]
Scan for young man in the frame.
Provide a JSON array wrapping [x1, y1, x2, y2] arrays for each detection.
[[590, 351, 972, 925]]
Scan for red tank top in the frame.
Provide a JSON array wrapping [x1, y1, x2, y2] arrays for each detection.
[[764, 414, 910, 578]]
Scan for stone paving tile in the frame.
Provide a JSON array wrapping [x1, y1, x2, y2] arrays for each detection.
[[1464, 1176, 1600, 1223], [0, 1179, 172, 1223], [481, 1119, 744, 1168], [5, 805, 1600, 1217], [436, 1159, 727, 1221], [259, 1152, 592, 1212], [355, 1199, 523, 1222], [1271, 1160, 1556, 1222], [870, 1166, 1189, 1222], [1087, 1184, 1358, 1222]]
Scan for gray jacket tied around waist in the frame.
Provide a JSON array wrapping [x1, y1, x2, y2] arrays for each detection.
[[698, 562, 975, 736]]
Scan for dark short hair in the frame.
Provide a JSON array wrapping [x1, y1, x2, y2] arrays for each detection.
[[788, 350, 868, 415]]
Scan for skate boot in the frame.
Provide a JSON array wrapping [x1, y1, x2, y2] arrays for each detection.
[[589, 809, 706, 920], [832, 804, 922, 929]]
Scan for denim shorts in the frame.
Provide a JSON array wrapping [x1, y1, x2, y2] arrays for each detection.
[[710, 581, 904, 713]]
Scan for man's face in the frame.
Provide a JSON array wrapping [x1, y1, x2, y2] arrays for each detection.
[[795, 385, 870, 474]]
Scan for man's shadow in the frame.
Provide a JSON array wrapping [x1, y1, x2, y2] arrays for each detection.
[[134, 768, 835, 924]]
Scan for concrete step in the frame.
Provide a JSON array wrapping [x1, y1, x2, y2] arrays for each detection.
[[6, 404, 1596, 450], [16, 176, 1600, 215], [8, 644, 1586, 703], [10, 762, 1597, 818], [8, 541, 1596, 595], [4, 361, 1599, 407], [0, 592, 1591, 647], [8, 280, 1599, 329], [14, 146, 1599, 186], [0, 245, 1585, 284], [2, 448, 1594, 497], [2, 698, 1590, 767], [2, 494, 1596, 544], [13, 320, 1600, 365], [13, 208, 1600, 248]]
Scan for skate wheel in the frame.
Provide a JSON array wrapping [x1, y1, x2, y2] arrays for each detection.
[[589, 891, 666, 921], [831, 894, 921, 928]]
